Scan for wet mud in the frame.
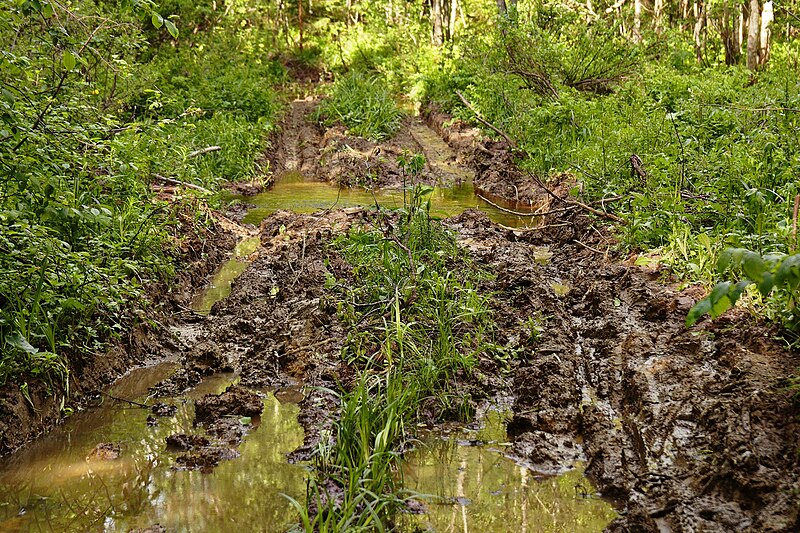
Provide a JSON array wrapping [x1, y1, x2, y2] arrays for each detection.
[[265, 98, 473, 190], [445, 210, 800, 531], [3, 92, 799, 533]]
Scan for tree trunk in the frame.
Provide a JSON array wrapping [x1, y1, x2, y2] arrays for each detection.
[[449, 0, 458, 39], [693, 1, 705, 63], [747, 0, 761, 70], [431, 0, 444, 45], [633, 0, 642, 43], [721, 2, 742, 65], [497, 0, 508, 16], [759, 1, 774, 66], [654, 0, 664, 33]]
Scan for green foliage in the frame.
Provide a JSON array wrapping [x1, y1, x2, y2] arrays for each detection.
[[0, 0, 280, 389], [314, 70, 403, 141], [301, 187, 502, 528], [686, 249, 800, 332], [422, 13, 800, 285], [289, 373, 415, 531]]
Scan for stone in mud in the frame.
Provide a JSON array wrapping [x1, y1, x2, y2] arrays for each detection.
[[194, 385, 263, 424], [187, 340, 231, 375], [150, 402, 177, 417], [86, 442, 121, 461], [165, 433, 210, 451]]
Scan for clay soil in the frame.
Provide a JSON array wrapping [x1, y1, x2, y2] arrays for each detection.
[[4, 98, 799, 533]]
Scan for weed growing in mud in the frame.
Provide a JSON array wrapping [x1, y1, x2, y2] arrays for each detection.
[[289, 373, 416, 531], [314, 70, 403, 141], [298, 190, 504, 529]]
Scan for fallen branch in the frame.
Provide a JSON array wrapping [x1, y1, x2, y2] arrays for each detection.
[[188, 145, 222, 158], [523, 170, 626, 224], [497, 222, 572, 232], [455, 90, 518, 149], [573, 240, 607, 255], [152, 173, 212, 194], [98, 390, 150, 409]]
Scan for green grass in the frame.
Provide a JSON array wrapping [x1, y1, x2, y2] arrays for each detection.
[[297, 184, 505, 529], [314, 70, 404, 141]]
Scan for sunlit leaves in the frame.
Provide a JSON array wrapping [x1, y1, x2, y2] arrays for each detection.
[[686, 249, 800, 327]]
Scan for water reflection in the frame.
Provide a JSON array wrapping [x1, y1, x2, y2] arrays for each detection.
[[192, 236, 261, 315], [0, 366, 305, 532], [402, 412, 616, 533], [236, 173, 539, 229]]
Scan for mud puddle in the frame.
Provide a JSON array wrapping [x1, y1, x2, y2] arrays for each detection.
[[402, 410, 616, 532], [236, 172, 539, 228], [192, 236, 261, 315], [0, 364, 305, 532]]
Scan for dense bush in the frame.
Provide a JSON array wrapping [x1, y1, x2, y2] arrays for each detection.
[[0, 0, 281, 389]]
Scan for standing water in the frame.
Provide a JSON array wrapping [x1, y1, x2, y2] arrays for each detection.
[[0, 158, 616, 531]]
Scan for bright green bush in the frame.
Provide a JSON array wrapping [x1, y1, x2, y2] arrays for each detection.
[[314, 70, 403, 141]]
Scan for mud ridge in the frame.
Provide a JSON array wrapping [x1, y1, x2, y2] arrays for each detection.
[[446, 210, 800, 532]]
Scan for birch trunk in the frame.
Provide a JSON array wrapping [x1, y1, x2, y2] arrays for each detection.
[[759, 1, 774, 66], [747, 0, 761, 70]]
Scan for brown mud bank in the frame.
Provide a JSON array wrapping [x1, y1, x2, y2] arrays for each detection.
[[152, 198, 798, 530], [265, 98, 473, 190], [0, 209, 239, 456], [447, 210, 800, 531]]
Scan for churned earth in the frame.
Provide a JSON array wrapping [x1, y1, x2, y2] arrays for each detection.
[[1, 94, 798, 533], [145, 98, 800, 531]]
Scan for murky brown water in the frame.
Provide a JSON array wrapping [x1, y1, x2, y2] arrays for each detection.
[[0, 365, 305, 532], [237, 172, 539, 228], [402, 411, 616, 532]]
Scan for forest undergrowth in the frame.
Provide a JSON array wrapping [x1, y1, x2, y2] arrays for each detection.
[[301, 1, 800, 341], [0, 0, 283, 397]]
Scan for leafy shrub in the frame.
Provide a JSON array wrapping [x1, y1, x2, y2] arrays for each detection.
[[687, 249, 800, 334]]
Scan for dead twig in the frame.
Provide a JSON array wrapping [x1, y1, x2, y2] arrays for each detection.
[[574, 240, 607, 255], [454, 90, 518, 149], [98, 390, 149, 409], [524, 170, 626, 224], [152, 173, 212, 194], [497, 222, 572, 232], [477, 193, 577, 217], [187, 145, 222, 158]]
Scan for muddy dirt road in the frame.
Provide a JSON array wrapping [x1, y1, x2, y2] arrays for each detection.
[[2, 97, 798, 532], [172, 99, 800, 531]]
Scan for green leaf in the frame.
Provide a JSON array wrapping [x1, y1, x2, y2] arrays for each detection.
[[729, 280, 751, 305], [164, 19, 179, 38], [756, 271, 774, 297], [686, 297, 712, 327], [151, 13, 163, 29], [708, 282, 732, 305], [6, 332, 38, 354], [710, 294, 732, 319], [63, 50, 76, 71], [742, 251, 765, 282], [717, 248, 732, 274], [239, 416, 252, 425]]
